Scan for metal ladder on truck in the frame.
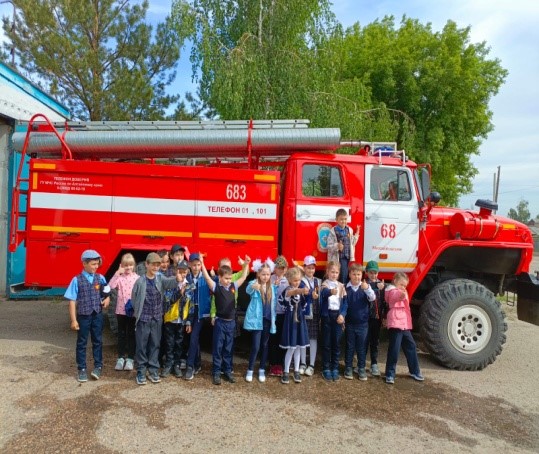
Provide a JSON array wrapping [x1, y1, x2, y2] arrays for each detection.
[[8, 113, 72, 253]]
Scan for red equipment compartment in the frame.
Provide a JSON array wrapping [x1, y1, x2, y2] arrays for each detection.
[[23, 158, 280, 284], [449, 211, 501, 240], [25, 241, 90, 287], [27, 164, 113, 242]]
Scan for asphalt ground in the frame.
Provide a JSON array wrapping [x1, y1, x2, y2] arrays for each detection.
[[0, 296, 537, 453]]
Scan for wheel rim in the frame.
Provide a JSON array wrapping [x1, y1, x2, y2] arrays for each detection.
[[447, 304, 492, 354]]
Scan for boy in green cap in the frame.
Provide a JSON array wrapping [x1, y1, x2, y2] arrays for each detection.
[[365, 260, 386, 377]]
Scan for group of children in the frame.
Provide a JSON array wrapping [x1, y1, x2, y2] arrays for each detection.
[[67, 209, 423, 386]]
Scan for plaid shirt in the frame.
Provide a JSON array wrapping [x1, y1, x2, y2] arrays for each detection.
[[334, 226, 351, 260], [139, 277, 163, 322]]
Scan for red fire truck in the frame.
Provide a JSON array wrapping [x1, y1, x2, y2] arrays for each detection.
[[9, 115, 539, 370]]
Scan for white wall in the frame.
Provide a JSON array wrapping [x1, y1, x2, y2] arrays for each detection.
[[0, 120, 10, 296]]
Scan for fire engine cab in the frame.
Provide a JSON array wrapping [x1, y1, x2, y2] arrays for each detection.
[[9, 115, 539, 371]]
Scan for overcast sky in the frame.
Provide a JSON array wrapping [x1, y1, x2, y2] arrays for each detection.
[[2, 0, 538, 219]]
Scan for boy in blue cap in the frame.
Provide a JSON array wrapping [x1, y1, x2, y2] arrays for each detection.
[[65, 250, 110, 382]]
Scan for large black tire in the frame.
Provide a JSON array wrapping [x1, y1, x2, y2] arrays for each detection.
[[420, 279, 507, 370]]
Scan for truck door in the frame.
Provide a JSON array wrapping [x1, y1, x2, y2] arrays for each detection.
[[286, 161, 350, 265], [364, 165, 419, 272]]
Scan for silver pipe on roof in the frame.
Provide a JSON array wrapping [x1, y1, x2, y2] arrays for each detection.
[[12, 128, 342, 159]]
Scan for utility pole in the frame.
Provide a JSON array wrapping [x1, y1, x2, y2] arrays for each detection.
[[0, 0, 15, 66], [493, 165, 501, 214]]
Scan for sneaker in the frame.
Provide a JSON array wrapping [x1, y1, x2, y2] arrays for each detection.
[[270, 365, 283, 377], [148, 372, 161, 383], [136, 371, 147, 385], [223, 373, 236, 383], [385, 375, 395, 384], [90, 368, 102, 380], [344, 367, 353, 380], [281, 372, 290, 384], [299, 364, 307, 375], [160, 367, 171, 378], [353, 366, 359, 374], [304, 366, 314, 377], [409, 373, 425, 381], [245, 370, 254, 383], [184, 367, 194, 380], [115, 358, 125, 371], [212, 374, 222, 385], [322, 370, 332, 381], [180, 359, 187, 370], [77, 369, 88, 383], [293, 371, 302, 383], [370, 363, 381, 377], [258, 370, 266, 383], [332, 369, 340, 381], [358, 368, 368, 381], [124, 358, 134, 371], [173, 365, 183, 378], [194, 366, 202, 375]]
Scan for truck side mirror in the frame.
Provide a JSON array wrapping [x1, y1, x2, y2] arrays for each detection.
[[421, 191, 441, 220], [429, 192, 441, 204]]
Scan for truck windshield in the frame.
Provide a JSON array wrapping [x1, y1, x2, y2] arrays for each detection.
[[370, 168, 412, 202]]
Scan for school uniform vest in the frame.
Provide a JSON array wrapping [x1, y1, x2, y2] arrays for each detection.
[[334, 226, 351, 259], [139, 277, 163, 322], [302, 276, 321, 319], [345, 286, 370, 324], [76, 273, 103, 315], [214, 285, 236, 320]]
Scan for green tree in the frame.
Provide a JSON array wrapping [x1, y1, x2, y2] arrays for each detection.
[[3, 0, 185, 120], [171, 0, 337, 119], [171, 1, 407, 142], [166, 92, 208, 120], [332, 17, 508, 205], [508, 200, 531, 223]]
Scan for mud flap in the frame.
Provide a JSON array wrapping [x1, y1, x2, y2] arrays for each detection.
[[513, 273, 539, 325]]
